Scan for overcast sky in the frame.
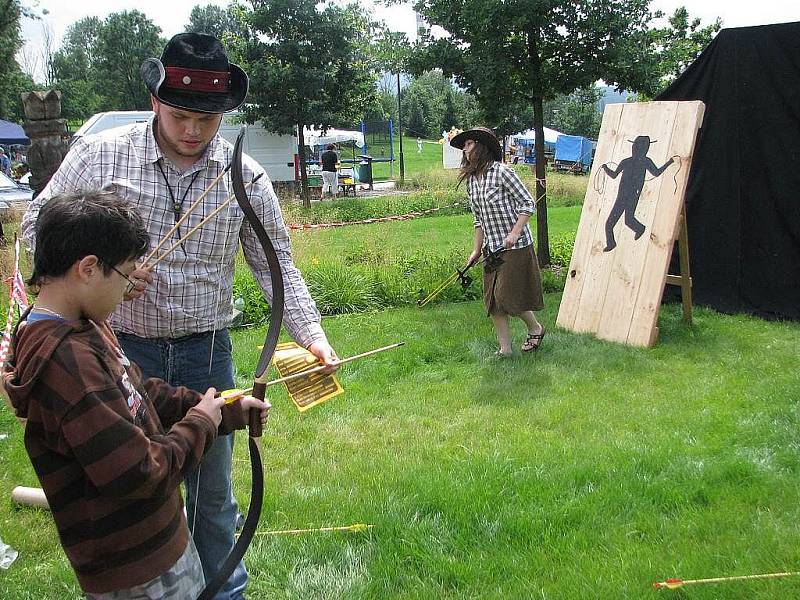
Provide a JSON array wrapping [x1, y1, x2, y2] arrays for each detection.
[[18, 0, 800, 81]]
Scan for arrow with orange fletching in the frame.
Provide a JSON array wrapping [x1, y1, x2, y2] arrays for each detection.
[[653, 571, 800, 590]]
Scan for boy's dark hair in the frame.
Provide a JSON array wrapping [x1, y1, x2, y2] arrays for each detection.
[[29, 189, 150, 286]]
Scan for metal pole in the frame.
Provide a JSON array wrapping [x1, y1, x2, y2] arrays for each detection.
[[397, 71, 404, 184]]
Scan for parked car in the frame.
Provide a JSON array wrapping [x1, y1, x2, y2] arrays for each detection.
[[72, 110, 298, 182], [0, 171, 32, 213]]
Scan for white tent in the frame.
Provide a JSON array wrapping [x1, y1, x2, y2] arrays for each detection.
[[303, 127, 364, 148], [511, 126, 564, 145]]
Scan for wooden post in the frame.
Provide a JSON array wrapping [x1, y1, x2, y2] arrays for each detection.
[[665, 204, 693, 324]]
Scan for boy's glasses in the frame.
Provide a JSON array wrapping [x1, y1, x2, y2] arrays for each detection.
[[102, 260, 137, 294]]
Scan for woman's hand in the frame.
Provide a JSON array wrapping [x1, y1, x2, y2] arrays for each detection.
[[467, 250, 482, 268], [503, 231, 521, 249]]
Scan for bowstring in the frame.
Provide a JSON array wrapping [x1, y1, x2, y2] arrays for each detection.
[[191, 160, 237, 540]]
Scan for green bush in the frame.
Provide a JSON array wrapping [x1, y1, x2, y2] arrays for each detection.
[[304, 263, 380, 314], [548, 232, 576, 267], [232, 244, 562, 319], [233, 259, 272, 324]]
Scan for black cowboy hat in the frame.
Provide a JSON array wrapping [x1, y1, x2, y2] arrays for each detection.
[[141, 33, 248, 114], [450, 127, 503, 161]]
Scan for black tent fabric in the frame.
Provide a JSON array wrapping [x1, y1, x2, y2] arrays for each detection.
[[0, 119, 29, 145], [657, 22, 800, 320]]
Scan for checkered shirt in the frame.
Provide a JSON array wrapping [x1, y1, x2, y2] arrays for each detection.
[[466, 162, 535, 252], [22, 118, 325, 346]]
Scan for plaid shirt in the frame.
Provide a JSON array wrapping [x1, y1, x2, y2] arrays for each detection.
[[22, 118, 325, 346], [467, 162, 535, 252]]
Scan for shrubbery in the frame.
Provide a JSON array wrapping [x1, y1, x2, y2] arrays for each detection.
[[231, 187, 579, 322], [233, 241, 572, 322]]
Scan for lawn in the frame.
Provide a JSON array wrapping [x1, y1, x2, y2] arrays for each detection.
[[2, 177, 799, 599], [2, 297, 800, 599]]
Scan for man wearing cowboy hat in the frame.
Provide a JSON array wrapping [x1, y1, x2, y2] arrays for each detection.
[[22, 32, 339, 599]]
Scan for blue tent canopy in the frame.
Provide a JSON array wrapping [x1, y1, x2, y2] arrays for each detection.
[[0, 119, 29, 145], [554, 135, 593, 168]]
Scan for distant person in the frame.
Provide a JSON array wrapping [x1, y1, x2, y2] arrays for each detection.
[[417, 137, 423, 153], [321, 142, 339, 199], [0, 147, 11, 176], [4, 190, 270, 598], [451, 127, 545, 357]]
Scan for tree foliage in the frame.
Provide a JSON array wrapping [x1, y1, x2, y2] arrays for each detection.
[[239, 0, 380, 205], [544, 86, 604, 139], [408, 0, 657, 266], [47, 11, 164, 119], [185, 2, 249, 45], [94, 11, 165, 111], [400, 71, 481, 138], [644, 7, 721, 96], [51, 17, 104, 121], [0, 0, 30, 120]]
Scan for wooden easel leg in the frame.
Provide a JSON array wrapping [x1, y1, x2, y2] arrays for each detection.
[[677, 206, 693, 324], [664, 205, 693, 325]]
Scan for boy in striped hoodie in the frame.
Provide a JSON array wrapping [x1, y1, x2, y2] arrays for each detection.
[[3, 190, 269, 598]]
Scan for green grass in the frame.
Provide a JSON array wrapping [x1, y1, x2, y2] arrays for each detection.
[[288, 207, 581, 265], [331, 137, 442, 182], [4, 170, 799, 598], [3, 300, 800, 598]]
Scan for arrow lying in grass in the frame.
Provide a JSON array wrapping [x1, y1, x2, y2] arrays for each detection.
[[653, 571, 800, 590], [255, 523, 373, 536]]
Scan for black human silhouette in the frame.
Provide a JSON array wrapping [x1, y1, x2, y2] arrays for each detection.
[[602, 135, 674, 252]]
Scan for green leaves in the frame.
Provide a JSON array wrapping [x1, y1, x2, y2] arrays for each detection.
[[241, 1, 380, 135]]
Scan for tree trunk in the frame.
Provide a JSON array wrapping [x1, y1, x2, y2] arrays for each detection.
[[527, 32, 550, 268], [297, 121, 310, 208], [532, 93, 550, 267]]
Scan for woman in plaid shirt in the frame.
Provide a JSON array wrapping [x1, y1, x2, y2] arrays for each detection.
[[451, 127, 545, 357]]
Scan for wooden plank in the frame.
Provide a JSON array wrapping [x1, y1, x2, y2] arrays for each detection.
[[556, 100, 704, 347], [627, 101, 705, 345], [665, 274, 684, 286], [557, 104, 625, 330], [597, 102, 679, 344], [571, 103, 653, 335]]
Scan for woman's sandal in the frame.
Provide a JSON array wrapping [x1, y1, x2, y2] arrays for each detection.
[[522, 326, 545, 352]]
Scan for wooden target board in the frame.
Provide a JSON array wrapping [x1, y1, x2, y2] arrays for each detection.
[[556, 101, 705, 347]]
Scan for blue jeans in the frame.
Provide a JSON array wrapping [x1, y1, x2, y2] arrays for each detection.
[[117, 330, 247, 600]]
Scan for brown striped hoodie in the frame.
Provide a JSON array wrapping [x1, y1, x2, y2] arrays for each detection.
[[3, 315, 247, 593]]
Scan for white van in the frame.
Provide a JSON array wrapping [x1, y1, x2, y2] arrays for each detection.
[[72, 111, 298, 182]]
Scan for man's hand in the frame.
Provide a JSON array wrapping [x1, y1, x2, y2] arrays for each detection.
[[307, 340, 339, 374], [123, 263, 154, 301], [238, 395, 271, 427]]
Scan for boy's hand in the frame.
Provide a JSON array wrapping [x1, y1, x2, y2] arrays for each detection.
[[194, 388, 224, 428], [123, 264, 154, 301]]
